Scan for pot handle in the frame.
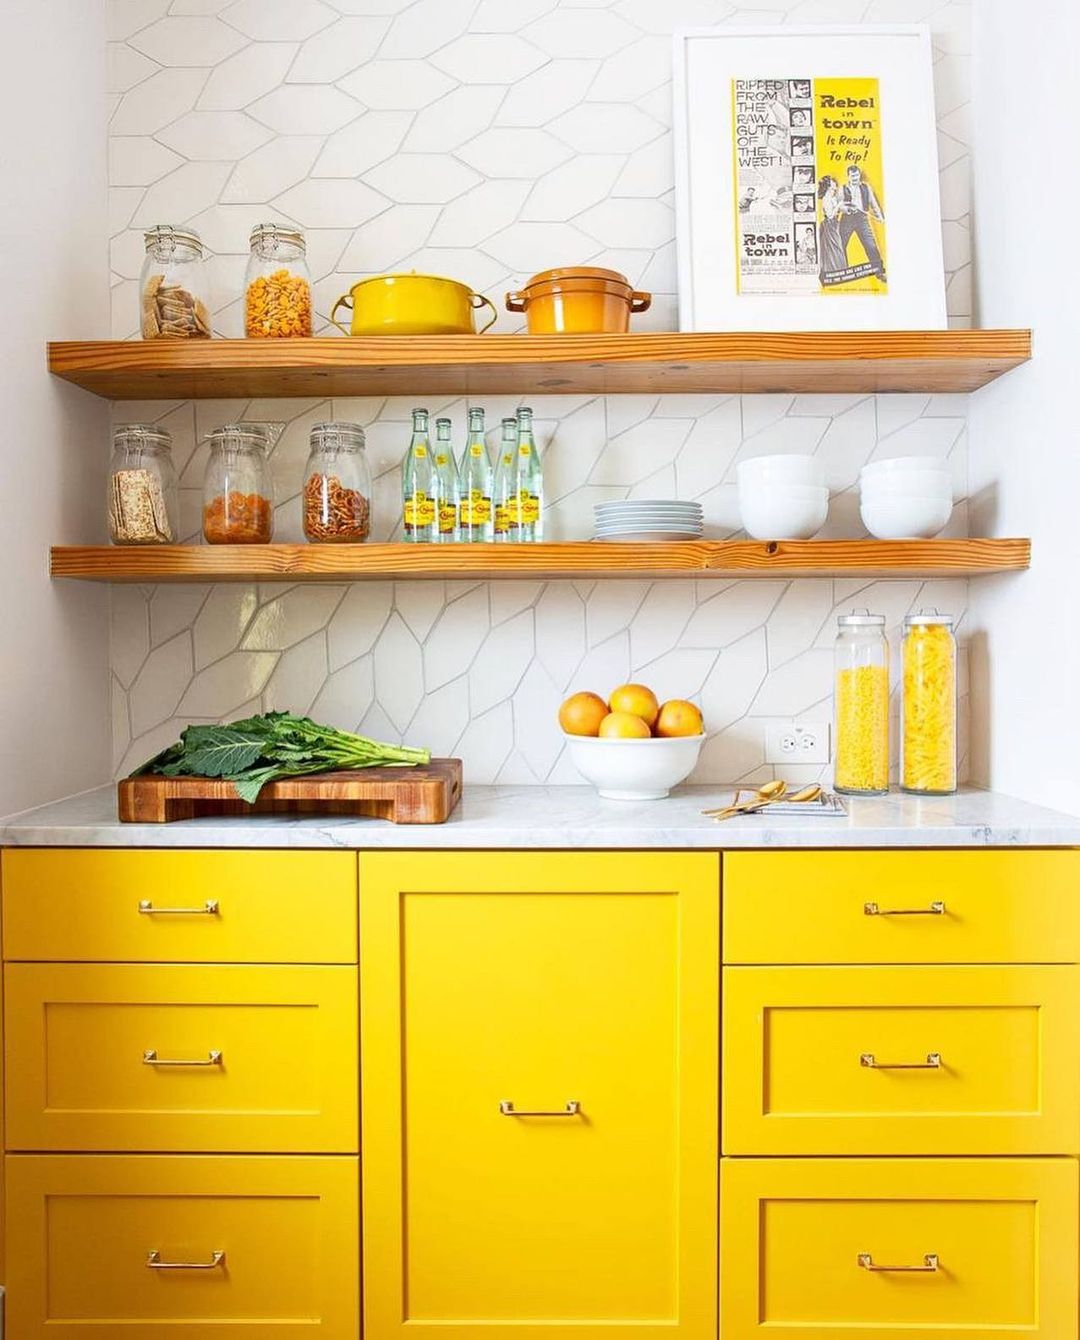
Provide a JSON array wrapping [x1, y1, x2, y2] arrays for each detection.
[[630, 290, 652, 313], [471, 292, 499, 333], [505, 291, 527, 313], [330, 293, 353, 335]]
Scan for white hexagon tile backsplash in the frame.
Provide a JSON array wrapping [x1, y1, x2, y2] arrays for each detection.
[[106, 0, 974, 785]]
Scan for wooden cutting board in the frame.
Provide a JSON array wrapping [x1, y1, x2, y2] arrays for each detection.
[[118, 759, 463, 825]]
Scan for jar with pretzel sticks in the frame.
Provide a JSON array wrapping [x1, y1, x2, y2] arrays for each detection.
[[303, 422, 371, 543]]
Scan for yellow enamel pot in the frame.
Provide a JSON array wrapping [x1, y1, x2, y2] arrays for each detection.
[[330, 273, 498, 336]]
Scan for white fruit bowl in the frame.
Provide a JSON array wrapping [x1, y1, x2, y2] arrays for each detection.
[[861, 494, 953, 539], [563, 733, 704, 800]]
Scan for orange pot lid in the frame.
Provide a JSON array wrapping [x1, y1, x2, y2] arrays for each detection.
[[519, 266, 633, 291]]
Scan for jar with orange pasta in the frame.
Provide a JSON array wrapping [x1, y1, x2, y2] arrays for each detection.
[[202, 423, 273, 544], [833, 611, 889, 795], [901, 610, 957, 794], [244, 223, 312, 338]]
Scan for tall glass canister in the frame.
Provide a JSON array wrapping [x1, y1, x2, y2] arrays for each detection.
[[833, 611, 889, 796], [901, 610, 957, 794]]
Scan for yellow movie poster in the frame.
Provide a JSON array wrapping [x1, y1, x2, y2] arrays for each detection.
[[732, 76, 886, 296]]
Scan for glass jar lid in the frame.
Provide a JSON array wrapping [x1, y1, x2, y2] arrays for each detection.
[[208, 422, 271, 454], [143, 224, 203, 255], [838, 609, 885, 627], [311, 421, 365, 451], [904, 608, 954, 627], [249, 222, 306, 253], [113, 422, 172, 452]]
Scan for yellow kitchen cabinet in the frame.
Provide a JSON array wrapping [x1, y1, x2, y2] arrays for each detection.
[[720, 1156, 1078, 1339], [723, 964, 1080, 1155], [724, 850, 1080, 963], [1, 849, 357, 963], [4, 1153, 360, 1339], [4, 964, 358, 1152], [360, 851, 719, 1340]]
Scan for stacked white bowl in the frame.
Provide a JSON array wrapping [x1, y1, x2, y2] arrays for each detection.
[[736, 455, 828, 540], [860, 457, 953, 539]]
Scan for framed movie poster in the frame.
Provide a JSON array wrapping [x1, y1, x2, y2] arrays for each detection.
[[673, 26, 947, 331]]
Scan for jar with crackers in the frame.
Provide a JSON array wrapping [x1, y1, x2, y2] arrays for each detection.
[[245, 223, 313, 338], [303, 422, 371, 543], [139, 225, 211, 340], [108, 424, 178, 545], [203, 423, 274, 544]]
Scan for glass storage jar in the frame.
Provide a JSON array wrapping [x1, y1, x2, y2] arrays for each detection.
[[202, 423, 274, 544], [303, 422, 372, 543], [108, 424, 178, 545], [139, 225, 211, 340], [901, 610, 957, 795], [833, 611, 889, 795], [244, 223, 312, 338]]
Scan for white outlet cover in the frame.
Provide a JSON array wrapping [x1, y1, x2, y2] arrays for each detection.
[[764, 720, 831, 765]]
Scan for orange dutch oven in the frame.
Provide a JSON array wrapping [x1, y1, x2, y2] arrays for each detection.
[[506, 267, 651, 334]]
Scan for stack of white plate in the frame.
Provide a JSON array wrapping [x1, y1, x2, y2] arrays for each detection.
[[594, 500, 703, 542], [860, 456, 953, 538]]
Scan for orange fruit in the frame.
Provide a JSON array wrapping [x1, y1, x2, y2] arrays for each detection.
[[608, 683, 660, 729], [598, 710, 652, 739], [655, 699, 704, 737], [558, 691, 609, 737]]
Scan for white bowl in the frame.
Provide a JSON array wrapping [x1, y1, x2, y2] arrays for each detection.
[[738, 455, 825, 486], [861, 456, 949, 477], [861, 495, 953, 539], [740, 491, 829, 540], [861, 472, 951, 497], [740, 482, 829, 502], [563, 732, 704, 800]]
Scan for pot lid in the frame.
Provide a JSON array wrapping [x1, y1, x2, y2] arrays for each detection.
[[350, 271, 473, 290], [519, 266, 633, 290]]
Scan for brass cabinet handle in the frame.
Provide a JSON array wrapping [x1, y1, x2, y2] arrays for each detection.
[[143, 1049, 223, 1067], [499, 1100, 580, 1117], [139, 899, 220, 916], [861, 1052, 941, 1070], [147, 1249, 225, 1270], [858, 1252, 939, 1273], [864, 900, 945, 916]]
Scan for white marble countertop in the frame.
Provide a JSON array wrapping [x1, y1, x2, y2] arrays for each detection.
[[1, 785, 1078, 849]]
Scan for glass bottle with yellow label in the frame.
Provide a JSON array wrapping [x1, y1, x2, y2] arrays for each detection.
[[833, 611, 889, 795], [402, 408, 436, 542], [901, 610, 957, 795], [458, 407, 493, 543], [492, 416, 519, 543], [433, 417, 460, 543], [515, 405, 543, 542]]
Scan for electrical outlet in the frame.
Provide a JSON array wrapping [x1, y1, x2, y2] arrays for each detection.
[[765, 720, 830, 764]]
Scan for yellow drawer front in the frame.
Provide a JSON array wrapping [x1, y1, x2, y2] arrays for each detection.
[[5, 965, 358, 1153], [1, 850, 357, 963], [361, 851, 719, 1340], [723, 965, 1080, 1155], [721, 1157, 1078, 1339], [4, 1154, 359, 1339], [723, 851, 1080, 963]]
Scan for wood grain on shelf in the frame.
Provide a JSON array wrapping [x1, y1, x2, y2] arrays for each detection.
[[50, 539, 1031, 583], [47, 330, 1032, 399]]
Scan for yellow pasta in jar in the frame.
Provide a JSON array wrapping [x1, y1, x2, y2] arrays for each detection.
[[834, 664, 889, 794], [902, 619, 956, 793]]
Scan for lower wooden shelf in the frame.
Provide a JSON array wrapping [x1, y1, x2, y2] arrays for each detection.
[[49, 539, 1031, 583]]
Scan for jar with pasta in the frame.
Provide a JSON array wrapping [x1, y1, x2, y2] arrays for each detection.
[[303, 422, 371, 543], [139, 225, 211, 340], [901, 611, 957, 794], [203, 423, 274, 544], [244, 223, 312, 338], [108, 424, 178, 544], [833, 611, 889, 795]]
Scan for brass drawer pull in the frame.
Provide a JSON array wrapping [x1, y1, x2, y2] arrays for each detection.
[[147, 1249, 225, 1271], [858, 1252, 939, 1273], [864, 900, 945, 916], [139, 899, 220, 916], [861, 1052, 941, 1070], [499, 1100, 580, 1117], [143, 1049, 223, 1067]]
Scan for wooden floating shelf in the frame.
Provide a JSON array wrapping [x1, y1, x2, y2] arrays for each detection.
[[50, 539, 1031, 584], [47, 330, 1032, 399]]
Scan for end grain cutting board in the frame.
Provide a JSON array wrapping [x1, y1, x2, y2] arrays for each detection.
[[118, 758, 462, 825]]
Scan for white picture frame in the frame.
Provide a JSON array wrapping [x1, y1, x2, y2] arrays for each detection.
[[673, 25, 947, 332]]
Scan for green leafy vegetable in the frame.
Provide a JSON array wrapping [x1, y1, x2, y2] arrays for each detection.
[[132, 710, 430, 802]]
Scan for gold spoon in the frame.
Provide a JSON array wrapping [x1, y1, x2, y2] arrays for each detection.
[[702, 779, 786, 820], [703, 781, 823, 821]]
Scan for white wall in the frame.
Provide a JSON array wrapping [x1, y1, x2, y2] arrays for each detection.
[[0, 0, 112, 814], [968, 0, 1080, 815]]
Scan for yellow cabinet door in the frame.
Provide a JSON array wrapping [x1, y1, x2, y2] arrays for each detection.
[[4, 1154, 359, 1339], [723, 965, 1080, 1155], [723, 851, 1080, 964], [1, 850, 357, 963], [5, 964, 358, 1152], [721, 1157, 1078, 1339], [360, 851, 719, 1340]]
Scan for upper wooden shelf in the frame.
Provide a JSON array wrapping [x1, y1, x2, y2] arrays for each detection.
[[47, 330, 1031, 400], [50, 539, 1031, 584]]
